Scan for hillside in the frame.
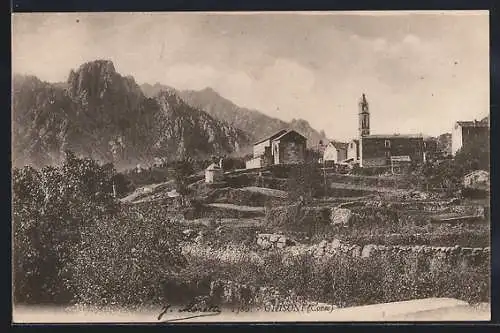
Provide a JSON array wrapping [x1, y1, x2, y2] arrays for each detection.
[[12, 60, 251, 169], [141, 84, 328, 147]]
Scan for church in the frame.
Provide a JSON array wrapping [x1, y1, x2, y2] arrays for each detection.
[[348, 94, 427, 172]]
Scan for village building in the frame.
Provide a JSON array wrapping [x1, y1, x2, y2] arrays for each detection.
[[389, 155, 412, 175], [359, 134, 425, 168], [463, 170, 489, 191], [246, 129, 307, 169], [347, 94, 427, 170], [346, 139, 360, 162], [323, 141, 348, 166], [205, 163, 224, 183], [451, 118, 489, 156]]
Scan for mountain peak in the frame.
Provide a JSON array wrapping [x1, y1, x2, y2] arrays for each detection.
[[13, 62, 252, 169], [77, 59, 116, 74], [199, 87, 220, 95], [178, 88, 328, 147]]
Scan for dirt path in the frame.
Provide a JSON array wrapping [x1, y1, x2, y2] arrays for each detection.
[[119, 180, 175, 203], [328, 182, 405, 193], [206, 203, 265, 213]]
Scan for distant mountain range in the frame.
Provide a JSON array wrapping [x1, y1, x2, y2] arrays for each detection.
[[141, 84, 329, 147], [12, 60, 251, 169]]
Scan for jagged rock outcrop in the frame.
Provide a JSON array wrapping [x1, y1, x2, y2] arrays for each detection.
[[12, 60, 251, 169]]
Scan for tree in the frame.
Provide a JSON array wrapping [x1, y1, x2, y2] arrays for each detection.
[[454, 137, 489, 174], [172, 158, 194, 207], [71, 208, 186, 307], [417, 134, 489, 195], [13, 151, 117, 304], [13, 151, 186, 306]]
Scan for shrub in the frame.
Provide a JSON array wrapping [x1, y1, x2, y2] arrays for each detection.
[[287, 163, 325, 201], [184, 245, 490, 307], [12, 152, 118, 305], [12, 151, 186, 308], [70, 209, 186, 308]]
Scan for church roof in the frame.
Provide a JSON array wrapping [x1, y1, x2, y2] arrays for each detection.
[[456, 120, 489, 128], [362, 134, 424, 139]]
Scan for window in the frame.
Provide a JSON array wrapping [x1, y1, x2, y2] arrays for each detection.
[[385, 140, 391, 148], [385, 151, 391, 158]]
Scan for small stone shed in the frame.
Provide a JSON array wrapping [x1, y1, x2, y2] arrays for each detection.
[[205, 163, 224, 183]]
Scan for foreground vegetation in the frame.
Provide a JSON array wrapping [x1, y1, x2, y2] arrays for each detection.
[[182, 246, 489, 308], [13, 150, 490, 309]]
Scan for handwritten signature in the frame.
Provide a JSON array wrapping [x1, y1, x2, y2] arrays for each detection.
[[157, 302, 221, 321], [158, 300, 336, 321]]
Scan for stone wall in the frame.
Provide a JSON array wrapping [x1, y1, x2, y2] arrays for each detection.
[[287, 239, 490, 269], [255, 235, 490, 270], [256, 233, 297, 249]]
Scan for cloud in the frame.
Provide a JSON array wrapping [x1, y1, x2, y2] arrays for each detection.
[[12, 12, 489, 141], [402, 34, 421, 46]]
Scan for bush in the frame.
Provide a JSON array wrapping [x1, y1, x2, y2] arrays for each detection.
[[287, 163, 325, 201], [12, 151, 186, 307], [12, 152, 118, 305], [70, 209, 186, 307], [183, 246, 490, 307]]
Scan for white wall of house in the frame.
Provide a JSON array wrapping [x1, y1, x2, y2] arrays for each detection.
[[253, 140, 271, 158], [323, 144, 339, 162], [347, 141, 358, 161], [324, 144, 347, 163], [205, 169, 223, 183], [358, 139, 363, 167], [451, 123, 463, 156], [273, 141, 280, 164], [246, 157, 263, 169]]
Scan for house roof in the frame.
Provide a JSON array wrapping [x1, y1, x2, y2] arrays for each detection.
[[456, 120, 489, 128], [328, 141, 348, 150], [272, 129, 307, 142], [362, 134, 424, 139], [253, 129, 289, 145]]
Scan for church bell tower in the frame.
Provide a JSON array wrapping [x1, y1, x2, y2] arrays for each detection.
[[359, 93, 370, 137]]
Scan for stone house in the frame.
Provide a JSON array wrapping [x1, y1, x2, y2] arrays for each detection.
[[246, 129, 307, 169], [205, 163, 224, 183], [359, 134, 425, 168], [451, 119, 489, 155], [323, 141, 348, 166], [345, 94, 427, 170]]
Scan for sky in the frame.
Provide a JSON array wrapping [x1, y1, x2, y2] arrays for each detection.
[[12, 11, 489, 141]]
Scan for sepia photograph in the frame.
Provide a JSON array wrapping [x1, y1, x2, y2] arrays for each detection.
[[11, 10, 491, 323]]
